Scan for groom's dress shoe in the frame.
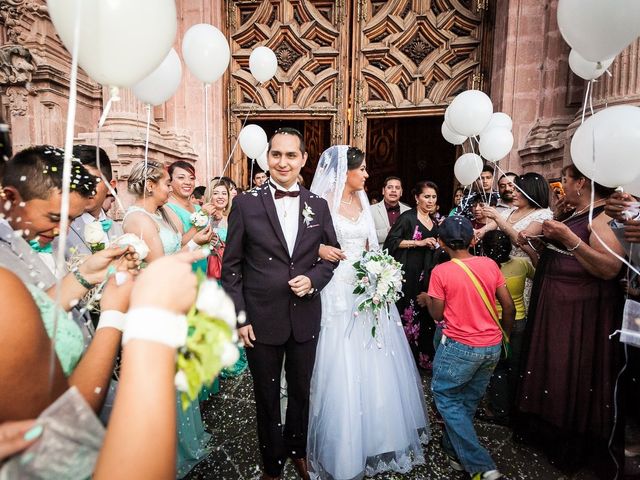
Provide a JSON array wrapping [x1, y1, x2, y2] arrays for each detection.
[[291, 457, 310, 480]]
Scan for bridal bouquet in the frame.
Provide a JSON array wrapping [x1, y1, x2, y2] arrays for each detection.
[[352, 250, 404, 339], [175, 277, 239, 409]]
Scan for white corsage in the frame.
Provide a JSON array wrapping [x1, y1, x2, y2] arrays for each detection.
[[84, 221, 106, 252], [115, 233, 150, 260], [302, 202, 315, 226], [190, 210, 209, 230]]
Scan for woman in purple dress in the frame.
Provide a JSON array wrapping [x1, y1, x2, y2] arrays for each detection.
[[515, 164, 625, 478]]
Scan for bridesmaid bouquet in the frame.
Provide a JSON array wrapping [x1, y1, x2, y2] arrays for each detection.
[[174, 277, 239, 409], [190, 210, 209, 230], [352, 250, 404, 339]]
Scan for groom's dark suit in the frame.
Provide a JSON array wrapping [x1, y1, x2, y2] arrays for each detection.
[[222, 182, 339, 476]]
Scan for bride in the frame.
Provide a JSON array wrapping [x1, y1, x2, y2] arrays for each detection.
[[307, 146, 429, 480]]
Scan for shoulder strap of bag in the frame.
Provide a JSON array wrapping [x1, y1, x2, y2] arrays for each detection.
[[451, 258, 510, 350]]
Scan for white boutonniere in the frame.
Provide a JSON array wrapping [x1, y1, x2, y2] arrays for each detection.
[[84, 221, 106, 252], [302, 202, 315, 226]]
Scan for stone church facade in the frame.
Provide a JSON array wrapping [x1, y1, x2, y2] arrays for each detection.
[[1, 0, 639, 213]]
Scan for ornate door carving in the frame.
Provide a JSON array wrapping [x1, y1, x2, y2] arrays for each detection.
[[227, 0, 351, 183], [349, 0, 492, 148]]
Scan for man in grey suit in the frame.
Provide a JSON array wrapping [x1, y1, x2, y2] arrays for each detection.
[[59, 145, 123, 260], [371, 176, 410, 244]]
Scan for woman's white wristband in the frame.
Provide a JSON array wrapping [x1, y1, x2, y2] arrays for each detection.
[[97, 310, 126, 332], [187, 239, 199, 251], [122, 307, 188, 348]]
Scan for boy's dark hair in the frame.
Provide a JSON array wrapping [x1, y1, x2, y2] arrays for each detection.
[[5, 146, 97, 200], [483, 230, 512, 265], [252, 168, 266, 179], [72, 144, 113, 182], [515, 172, 550, 209], [192, 186, 206, 199], [269, 127, 306, 155], [168, 160, 195, 180], [383, 176, 401, 187], [481, 165, 495, 175], [498, 171, 517, 182], [470, 193, 497, 207]]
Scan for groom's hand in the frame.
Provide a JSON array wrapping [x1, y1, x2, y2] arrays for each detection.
[[238, 325, 256, 348], [289, 275, 312, 297]]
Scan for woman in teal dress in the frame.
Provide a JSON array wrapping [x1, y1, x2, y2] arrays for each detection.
[[206, 181, 248, 378], [124, 160, 214, 478], [165, 161, 209, 273]]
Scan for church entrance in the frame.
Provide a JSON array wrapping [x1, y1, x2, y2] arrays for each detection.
[[227, 0, 494, 200]]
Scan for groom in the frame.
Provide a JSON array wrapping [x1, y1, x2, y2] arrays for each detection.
[[222, 128, 339, 479]]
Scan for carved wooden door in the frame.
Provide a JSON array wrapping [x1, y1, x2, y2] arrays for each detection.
[[349, 0, 492, 148]]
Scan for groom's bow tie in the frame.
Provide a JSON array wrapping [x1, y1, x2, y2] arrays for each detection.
[[271, 182, 300, 200]]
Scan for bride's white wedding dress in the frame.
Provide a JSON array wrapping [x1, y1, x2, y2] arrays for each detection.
[[307, 211, 430, 480]]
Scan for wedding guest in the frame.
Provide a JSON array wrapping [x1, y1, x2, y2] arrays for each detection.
[[496, 172, 517, 213], [515, 164, 624, 477], [122, 159, 213, 478], [475, 165, 500, 205], [102, 191, 116, 214], [204, 179, 247, 380], [470, 194, 496, 257], [448, 187, 464, 216], [253, 169, 268, 187], [384, 180, 440, 369], [371, 176, 410, 244], [165, 160, 210, 273], [482, 230, 534, 425], [191, 186, 206, 207], [426, 215, 514, 480]]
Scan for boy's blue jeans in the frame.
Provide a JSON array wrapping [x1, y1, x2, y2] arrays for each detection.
[[431, 334, 501, 474]]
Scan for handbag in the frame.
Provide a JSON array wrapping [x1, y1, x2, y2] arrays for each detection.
[[207, 239, 225, 280], [451, 258, 511, 358]]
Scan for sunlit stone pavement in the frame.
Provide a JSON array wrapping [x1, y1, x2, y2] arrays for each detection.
[[187, 372, 606, 480]]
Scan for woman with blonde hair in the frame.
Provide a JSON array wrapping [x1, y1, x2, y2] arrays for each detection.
[[205, 179, 248, 378], [122, 159, 214, 478]]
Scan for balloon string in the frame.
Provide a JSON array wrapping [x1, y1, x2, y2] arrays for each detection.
[[139, 103, 152, 241], [219, 108, 253, 181], [581, 80, 592, 125], [249, 158, 255, 189], [468, 136, 488, 204], [98, 86, 120, 129], [204, 83, 211, 183], [51, 0, 81, 390]]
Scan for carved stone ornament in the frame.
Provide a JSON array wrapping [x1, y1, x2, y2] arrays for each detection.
[[6, 86, 29, 116], [0, 0, 44, 44], [0, 45, 37, 85]]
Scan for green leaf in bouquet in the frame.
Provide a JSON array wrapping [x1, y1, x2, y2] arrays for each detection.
[[371, 325, 376, 338]]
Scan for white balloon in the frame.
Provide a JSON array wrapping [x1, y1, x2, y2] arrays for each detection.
[[454, 153, 483, 186], [479, 127, 514, 163], [132, 49, 182, 106], [571, 105, 640, 187], [249, 46, 278, 83], [47, 0, 177, 88], [447, 90, 494, 137], [557, 0, 640, 62], [568, 49, 614, 80], [622, 174, 640, 198], [480, 112, 513, 135], [182, 24, 230, 84], [256, 146, 269, 172], [441, 122, 467, 145], [239, 125, 268, 160]]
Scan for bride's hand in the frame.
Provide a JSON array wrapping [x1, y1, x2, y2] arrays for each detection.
[[319, 244, 346, 262]]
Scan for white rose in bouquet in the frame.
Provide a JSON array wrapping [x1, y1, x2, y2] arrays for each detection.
[[190, 210, 209, 229], [84, 221, 106, 248], [196, 281, 237, 328], [174, 371, 189, 392], [115, 233, 150, 260], [365, 260, 384, 275], [220, 342, 240, 367]]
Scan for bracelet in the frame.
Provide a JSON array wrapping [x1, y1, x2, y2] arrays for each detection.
[[122, 307, 187, 348], [186, 239, 199, 251], [567, 238, 582, 252], [71, 267, 95, 289], [97, 310, 126, 332]]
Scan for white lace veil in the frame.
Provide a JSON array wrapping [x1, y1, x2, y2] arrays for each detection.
[[310, 145, 379, 250]]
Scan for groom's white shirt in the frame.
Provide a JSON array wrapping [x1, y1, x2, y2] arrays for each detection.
[[269, 181, 300, 256]]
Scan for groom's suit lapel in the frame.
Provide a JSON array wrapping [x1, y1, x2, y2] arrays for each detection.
[[259, 184, 290, 255], [291, 188, 309, 256]]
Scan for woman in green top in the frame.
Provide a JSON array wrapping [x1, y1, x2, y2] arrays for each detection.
[[165, 161, 209, 273]]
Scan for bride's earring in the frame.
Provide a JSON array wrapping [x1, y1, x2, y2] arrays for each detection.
[[576, 189, 582, 197]]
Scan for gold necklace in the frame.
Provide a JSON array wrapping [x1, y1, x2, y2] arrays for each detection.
[[571, 199, 605, 218], [507, 207, 534, 224], [341, 194, 354, 205]]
